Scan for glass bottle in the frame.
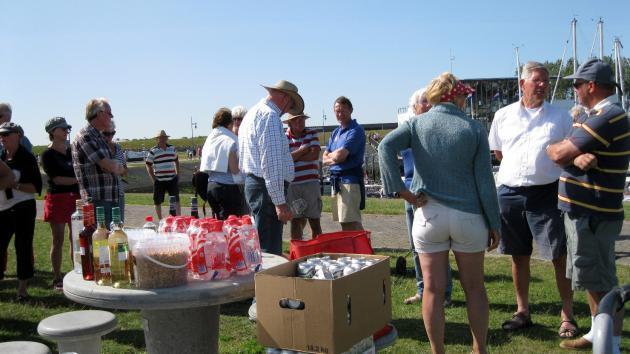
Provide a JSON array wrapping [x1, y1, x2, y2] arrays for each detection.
[[70, 199, 84, 274], [92, 206, 112, 286], [108, 207, 132, 288], [79, 202, 95, 281], [169, 195, 178, 216], [190, 196, 199, 219]]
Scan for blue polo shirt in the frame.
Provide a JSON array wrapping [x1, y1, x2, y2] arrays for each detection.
[[558, 96, 629, 220], [327, 119, 365, 183]]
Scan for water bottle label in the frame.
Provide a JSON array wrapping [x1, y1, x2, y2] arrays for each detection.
[[80, 246, 86, 256]]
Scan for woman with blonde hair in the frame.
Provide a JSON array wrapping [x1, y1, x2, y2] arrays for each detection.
[[379, 72, 500, 354]]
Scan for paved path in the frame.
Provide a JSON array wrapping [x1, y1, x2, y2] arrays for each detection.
[[36, 200, 630, 265]]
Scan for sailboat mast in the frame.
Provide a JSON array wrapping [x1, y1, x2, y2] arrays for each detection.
[[598, 18, 604, 60], [515, 46, 522, 100], [572, 18, 578, 104]]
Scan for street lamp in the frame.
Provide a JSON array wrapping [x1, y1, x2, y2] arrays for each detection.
[[190, 116, 197, 152], [321, 109, 327, 145]]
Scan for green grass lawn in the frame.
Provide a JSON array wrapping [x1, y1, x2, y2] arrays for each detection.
[[0, 221, 629, 353], [123, 193, 407, 216]]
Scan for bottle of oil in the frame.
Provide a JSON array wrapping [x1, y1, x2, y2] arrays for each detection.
[[92, 206, 112, 286], [79, 202, 95, 281], [108, 207, 131, 288]]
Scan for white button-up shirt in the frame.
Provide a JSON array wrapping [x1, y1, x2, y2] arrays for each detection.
[[238, 98, 294, 205], [489, 100, 572, 187]]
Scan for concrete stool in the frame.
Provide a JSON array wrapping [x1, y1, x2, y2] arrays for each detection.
[[37, 310, 117, 354], [0, 341, 51, 354]]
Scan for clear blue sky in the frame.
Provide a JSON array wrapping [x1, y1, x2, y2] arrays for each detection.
[[2, 0, 628, 146]]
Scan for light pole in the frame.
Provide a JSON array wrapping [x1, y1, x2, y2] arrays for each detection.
[[190, 116, 197, 154], [321, 109, 327, 145]]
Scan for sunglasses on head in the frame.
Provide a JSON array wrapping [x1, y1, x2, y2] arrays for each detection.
[[103, 131, 116, 137], [0, 132, 14, 137]]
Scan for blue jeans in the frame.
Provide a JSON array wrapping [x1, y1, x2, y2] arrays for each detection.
[[245, 175, 285, 256], [405, 201, 452, 298]]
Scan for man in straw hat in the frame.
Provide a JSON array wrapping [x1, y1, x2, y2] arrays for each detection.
[[284, 112, 322, 240], [547, 58, 628, 353], [238, 80, 303, 255], [146, 129, 180, 219], [72, 97, 126, 225]]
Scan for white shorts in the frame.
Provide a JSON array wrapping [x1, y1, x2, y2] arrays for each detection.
[[412, 198, 488, 254]]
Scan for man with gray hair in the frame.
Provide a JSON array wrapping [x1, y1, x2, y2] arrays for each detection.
[[239, 80, 302, 255], [72, 98, 125, 225], [231, 105, 247, 136], [0, 103, 33, 153], [489, 61, 576, 337]]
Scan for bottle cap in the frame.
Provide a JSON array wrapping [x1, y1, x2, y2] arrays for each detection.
[[145, 215, 153, 222], [112, 207, 121, 224], [95, 206, 105, 224]]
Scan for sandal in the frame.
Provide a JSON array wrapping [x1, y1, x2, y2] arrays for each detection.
[[501, 312, 533, 331], [559, 319, 579, 338], [52, 279, 63, 291], [403, 294, 421, 305]]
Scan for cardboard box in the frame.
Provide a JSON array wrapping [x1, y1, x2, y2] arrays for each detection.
[[256, 253, 391, 354]]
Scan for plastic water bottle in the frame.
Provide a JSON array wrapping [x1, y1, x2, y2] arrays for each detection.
[[204, 220, 231, 280], [240, 215, 262, 272], [143, 216, 157, 232], [191, 221, 208, 278], [225, 218, 250, 275], [158, 216, 175, 233]]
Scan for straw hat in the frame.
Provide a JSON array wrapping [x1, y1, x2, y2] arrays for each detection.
[[283, 113, 310, 124], [155, 130, 170, 138], [262, 80, 304, 115]]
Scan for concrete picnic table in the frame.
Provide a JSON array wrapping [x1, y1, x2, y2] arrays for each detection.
[[63, 252, 288, 354]]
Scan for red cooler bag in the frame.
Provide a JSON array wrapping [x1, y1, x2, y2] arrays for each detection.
[[289, 230, 373, 260]]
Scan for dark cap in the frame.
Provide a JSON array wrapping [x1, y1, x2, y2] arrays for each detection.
[[0, 122, 22, 135], [564, 58, 618, 87], [45, 117, 72, 134]]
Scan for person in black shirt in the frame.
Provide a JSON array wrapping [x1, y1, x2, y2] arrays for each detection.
[[0, 122, 42, 300], [42, 117, 79, 290]]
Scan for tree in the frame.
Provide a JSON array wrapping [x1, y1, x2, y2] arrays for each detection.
[[542, 56, 630, 101]]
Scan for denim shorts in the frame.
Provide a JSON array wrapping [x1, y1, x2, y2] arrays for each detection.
[[497, 182, 566, 260], [564, 213, 620, 292]]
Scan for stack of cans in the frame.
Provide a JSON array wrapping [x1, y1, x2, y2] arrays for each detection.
[[296, 256, 377, 280]]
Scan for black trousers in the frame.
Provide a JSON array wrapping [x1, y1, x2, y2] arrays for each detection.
[[207, 182, 245, 220], [0, 199, 36, 280]]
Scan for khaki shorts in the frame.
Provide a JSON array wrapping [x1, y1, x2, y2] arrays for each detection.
[[287, 180, 322, 219], [564, 213, 620, 292], [331, 183, 362, 223], [412, 198, 488, 253]]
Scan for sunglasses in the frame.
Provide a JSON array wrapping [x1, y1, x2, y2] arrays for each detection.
[[103, 131, 116, 137], [572, 80, 588, 89]]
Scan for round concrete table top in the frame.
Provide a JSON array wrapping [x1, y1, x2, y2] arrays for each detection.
[[64, 252, 288, 310]]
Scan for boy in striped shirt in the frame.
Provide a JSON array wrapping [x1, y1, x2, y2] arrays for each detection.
[[284, 113, 322, 239], [146, 130, 180, 219]]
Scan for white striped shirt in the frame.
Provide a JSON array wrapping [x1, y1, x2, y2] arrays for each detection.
[[286, 128, 320, 184], [238, 98, 294, 205], [146, 144, 178, 181]]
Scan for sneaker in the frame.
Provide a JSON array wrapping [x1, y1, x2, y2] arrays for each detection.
[[52, 279, 63, 291]]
